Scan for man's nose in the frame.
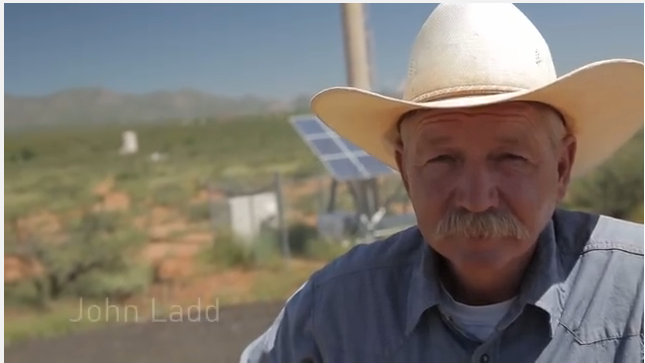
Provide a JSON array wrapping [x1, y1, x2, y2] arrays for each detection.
[[454, 164, 500, 213]]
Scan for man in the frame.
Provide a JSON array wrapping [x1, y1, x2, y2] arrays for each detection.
[[241, 3, 643, 362]]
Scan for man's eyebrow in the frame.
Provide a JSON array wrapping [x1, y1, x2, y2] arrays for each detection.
[[417, 135, 525, 149], [495, 136, 522, 146], [426, 136, 452, 146]]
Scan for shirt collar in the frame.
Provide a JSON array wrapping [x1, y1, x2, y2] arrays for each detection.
[[405, 228, 442, 335], [405, 215, 566, 337], [517, 214, 566, 337]]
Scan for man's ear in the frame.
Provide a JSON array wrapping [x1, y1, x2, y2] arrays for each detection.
[[394, 142, 410, 194], [395, 112, 417, 195], [556, 134, 577, 202]]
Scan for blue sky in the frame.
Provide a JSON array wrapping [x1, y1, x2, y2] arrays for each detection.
[[5, 3, 643, 99]]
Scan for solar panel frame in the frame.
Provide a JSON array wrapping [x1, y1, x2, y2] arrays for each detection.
[[290, 115, 396, 181]]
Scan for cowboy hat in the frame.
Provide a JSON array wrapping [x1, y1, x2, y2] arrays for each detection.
[[310, 3, 644, 178]]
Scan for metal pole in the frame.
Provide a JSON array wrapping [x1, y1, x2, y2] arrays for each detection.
[[327, 179, 337, 213], [341, 3, 371, 89], [341, 4, 379, 240], [325, 5, 372, 227]]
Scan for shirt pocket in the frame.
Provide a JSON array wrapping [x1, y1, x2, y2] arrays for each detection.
[[550, 327, 642, 363], [559, 293, 641, 346]]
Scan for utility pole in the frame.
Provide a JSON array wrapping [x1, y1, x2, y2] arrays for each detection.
[[340, 4, 380, 229], [341, 3, 371, 90]]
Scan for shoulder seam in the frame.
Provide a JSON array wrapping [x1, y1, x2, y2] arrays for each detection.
[[582, 238, 644, 256]]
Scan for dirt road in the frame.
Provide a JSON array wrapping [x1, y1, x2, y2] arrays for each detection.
[[5, 301, 284, 363]]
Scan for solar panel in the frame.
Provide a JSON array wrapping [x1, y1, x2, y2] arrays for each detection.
[[290, 115, 396, 181]]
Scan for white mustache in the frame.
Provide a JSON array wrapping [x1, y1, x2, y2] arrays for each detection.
[[433, 209, 530, 240]]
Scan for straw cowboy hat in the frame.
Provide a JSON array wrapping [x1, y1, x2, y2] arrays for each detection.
[[310, 3, 644, 178]]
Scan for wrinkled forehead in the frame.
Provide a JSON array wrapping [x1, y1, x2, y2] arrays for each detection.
[[397, 101, 557, 144]]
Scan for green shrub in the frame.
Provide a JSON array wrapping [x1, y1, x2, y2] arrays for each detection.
[[5, 281, 44, 308], [272, 222, 348, 261], [628, 203, 644, 223], [565, 131, 643, 219], [5, 208, 147, 306], [292, 194, 322, 215], [201, 228, 286, 270], [285, 222, 319, 257], [304, 239, 350, 261], [152, 182, 190, 208], [71, 262, 152, 300], [208, 231, 256, 269], [185, 202, 214, 223]]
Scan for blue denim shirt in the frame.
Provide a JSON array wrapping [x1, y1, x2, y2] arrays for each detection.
[[240, 209, 644, 362]]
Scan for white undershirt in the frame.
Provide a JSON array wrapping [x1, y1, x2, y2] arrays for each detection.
[[440, 285, 516, 341]]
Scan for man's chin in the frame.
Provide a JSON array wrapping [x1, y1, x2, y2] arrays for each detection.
[[441, 235, 519, 246], [439, 236, 518, 260]]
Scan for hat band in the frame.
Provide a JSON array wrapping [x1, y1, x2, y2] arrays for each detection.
[[409, 85, 526, 103]]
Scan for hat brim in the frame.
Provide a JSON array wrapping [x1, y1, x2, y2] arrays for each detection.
[[311, 59, 644, 178]]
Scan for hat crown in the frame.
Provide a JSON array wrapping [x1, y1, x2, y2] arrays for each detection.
[[404, 4, 557, 102]]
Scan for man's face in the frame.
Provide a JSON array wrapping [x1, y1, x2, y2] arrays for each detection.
[[395, 102, 576, 270]]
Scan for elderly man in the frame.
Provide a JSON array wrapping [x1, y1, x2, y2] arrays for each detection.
[[241, 4, 643, 363]]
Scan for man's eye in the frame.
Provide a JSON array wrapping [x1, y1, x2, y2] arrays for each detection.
[[500, 153, 526, 162], [429, 155, 455, 163]]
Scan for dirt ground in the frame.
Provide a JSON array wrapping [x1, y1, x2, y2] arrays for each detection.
[[5, 301, 284, 363]]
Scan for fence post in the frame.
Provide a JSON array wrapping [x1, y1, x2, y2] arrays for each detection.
[[207, 177, 220, 239], [274, 172, 290, 265]]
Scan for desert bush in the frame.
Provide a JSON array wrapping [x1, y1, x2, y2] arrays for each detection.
[[202, 228, 285, 270], [304, 239, 351, 261], [564, 131, 643, 219], [71, 262, 152, 301], [185, 201, 214, 223], [285, 222, 319, 257], [6, 115, 318, 181], [207, 231, 256, 269], [5, 281, 44, 308], [152, 182, 191, 208], [284, 221, 350, 260], [292, 194, 322, 215], [628, 203, 644, 223], [5, 208, 147, 307]]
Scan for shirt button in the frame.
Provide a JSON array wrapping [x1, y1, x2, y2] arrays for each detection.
[[480, 354, 490, 363]]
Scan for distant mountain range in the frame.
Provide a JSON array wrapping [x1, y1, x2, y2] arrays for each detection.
[[3, 88, 305, 130], [4, 87, 402, 131]]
